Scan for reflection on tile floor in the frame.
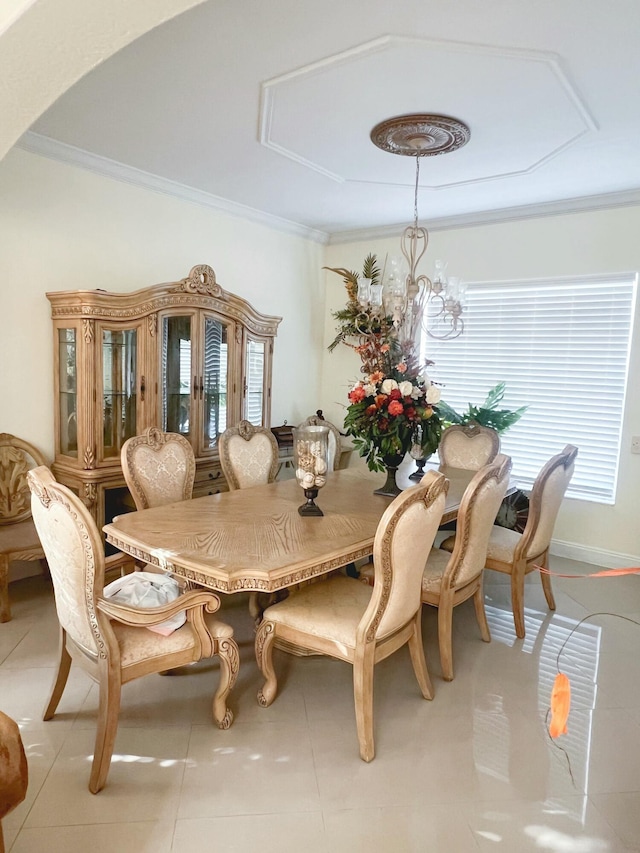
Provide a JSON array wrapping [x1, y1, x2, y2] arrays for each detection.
[[1, 558, 639, 852]]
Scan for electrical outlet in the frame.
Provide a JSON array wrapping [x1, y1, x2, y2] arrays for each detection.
[[632, 436, 640, 454]]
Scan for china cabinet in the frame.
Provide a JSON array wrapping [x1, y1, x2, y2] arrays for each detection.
[[47, 264, 281, 539]]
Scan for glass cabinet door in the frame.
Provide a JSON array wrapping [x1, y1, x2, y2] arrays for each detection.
[[201, 316, 229, 450], [102, 328, 138, 459], [243, 337, 266, 426], [161, 315, 193, 439], [58, 328, 78, 457]]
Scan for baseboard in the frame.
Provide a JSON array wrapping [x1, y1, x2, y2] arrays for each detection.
[[550, 538, 640, 569]]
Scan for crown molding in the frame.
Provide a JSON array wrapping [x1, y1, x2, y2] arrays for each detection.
[[17, 131, 330, 245], [16, 131, 640, 248], [328, 188, 640, 244]]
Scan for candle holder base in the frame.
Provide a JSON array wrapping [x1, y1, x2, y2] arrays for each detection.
[[409, 454, 432, 482], [298, 488, 324, 516]]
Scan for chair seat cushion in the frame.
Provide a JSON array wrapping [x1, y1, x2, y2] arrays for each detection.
[[485, 525, 523, 563], [0, 518, 43, 558], [263, 575, 371, 651], [112, 612, 233, 669], [421, 548, 451, 593]]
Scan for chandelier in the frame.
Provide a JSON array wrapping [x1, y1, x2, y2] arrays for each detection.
[[369, 113, 471, 341]]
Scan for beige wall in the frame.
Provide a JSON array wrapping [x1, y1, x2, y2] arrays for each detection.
[[322, 207, 640, 563], [0, 147, 325, 459]]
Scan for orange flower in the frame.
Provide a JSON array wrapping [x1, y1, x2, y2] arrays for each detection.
[[375, 394, 387, 408], [388, 400, 404, 416], [348, 386, 366, 403], [369, 371, 384, 384], [396, 362, 407, 373], [380, 344, 390, 353]]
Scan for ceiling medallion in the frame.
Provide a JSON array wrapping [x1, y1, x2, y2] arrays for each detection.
[[370, 113, 470, 157]]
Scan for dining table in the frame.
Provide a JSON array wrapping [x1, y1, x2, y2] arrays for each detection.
[[103, 465, 481, 596]]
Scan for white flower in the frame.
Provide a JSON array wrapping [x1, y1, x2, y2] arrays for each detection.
[[363, 383, 376, 396], [381, 379, 398, 394], [426, 385, 441, 404], [410, 385, 422, 400], [399, 380, 414, 397]]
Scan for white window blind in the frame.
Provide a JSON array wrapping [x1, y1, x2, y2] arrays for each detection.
[[424, 275, 636, 503], [245, 340, 265, 426]]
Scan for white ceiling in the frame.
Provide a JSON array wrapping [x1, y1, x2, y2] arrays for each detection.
[[21, 0, 640, 241]]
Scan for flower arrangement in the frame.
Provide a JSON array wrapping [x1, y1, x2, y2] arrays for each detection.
[[344, 355, 442, 472], [326, 254, 443, 473]]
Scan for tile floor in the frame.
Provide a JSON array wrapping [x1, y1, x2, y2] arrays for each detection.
[[1, 558, 639, 852]]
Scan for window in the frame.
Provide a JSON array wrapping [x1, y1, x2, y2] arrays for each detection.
[[244, 339, 265, 426], [424, 275, 637, 503]]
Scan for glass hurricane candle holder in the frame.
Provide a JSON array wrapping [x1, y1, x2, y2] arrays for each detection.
[[409, 441, 431, 482], [293, 425, 330, 516]]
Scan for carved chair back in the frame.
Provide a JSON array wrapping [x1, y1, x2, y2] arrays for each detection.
[[121, 428, 196, 510], [361, 470, 448, 643], [0, 433, 48, 525], [438, 424, 500, 471], [443, 454, 512, 589], [219, 420, 279, 490], [519, 445, 578, 561]]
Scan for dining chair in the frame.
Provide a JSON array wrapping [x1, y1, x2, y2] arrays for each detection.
[[255, 470, 448, 762], [219, 420, 279, 490], [442, 445, 578, 639], [121, 427, 196, 510], [438, 424, 500, 470], [420, 454, 512, 680], [27, 466, 239, 794], [0, 710, 28, 853], [0, 433, 49, 622], [299, 412, 344, 471]]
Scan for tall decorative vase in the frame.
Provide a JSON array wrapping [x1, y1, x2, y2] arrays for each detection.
[[293, 425, 330, 515], [373, 453, 404, 497]]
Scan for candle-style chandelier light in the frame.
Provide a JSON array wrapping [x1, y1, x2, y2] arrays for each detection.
[[369, 113, 471, 342]]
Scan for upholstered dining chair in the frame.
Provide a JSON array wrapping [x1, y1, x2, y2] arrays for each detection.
[[121, 427, 195, 510], [438, 424, 500, 470], [0, 710, 28, 853], [442, 445, 578, 639], [219, 420, 279, 490], [299, 412, 344, 471], [420, 454, 512, 681], [27, 466, 239, 794], [255, 470, 448, 762], [0, 433, 49, 622]]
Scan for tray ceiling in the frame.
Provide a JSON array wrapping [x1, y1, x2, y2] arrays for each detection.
[[21, 0, 640, 240]]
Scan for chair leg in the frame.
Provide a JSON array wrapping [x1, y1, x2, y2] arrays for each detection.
[[255, 621, 278, 707], [212, 637, 239, 729], [408, 611, 433, 700], [89, 664, 122, 794], [437, 593, 455, 682], [0, 555, 11, 623], [538, 551, 556, 611], [511, 561, 527, 639], [473, 576, 491, 643], [353, 646, 376, 762], [43, 627, 72, 720]]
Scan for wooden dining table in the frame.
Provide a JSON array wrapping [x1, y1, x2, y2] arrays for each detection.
[[103, 465, 479, 595]]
